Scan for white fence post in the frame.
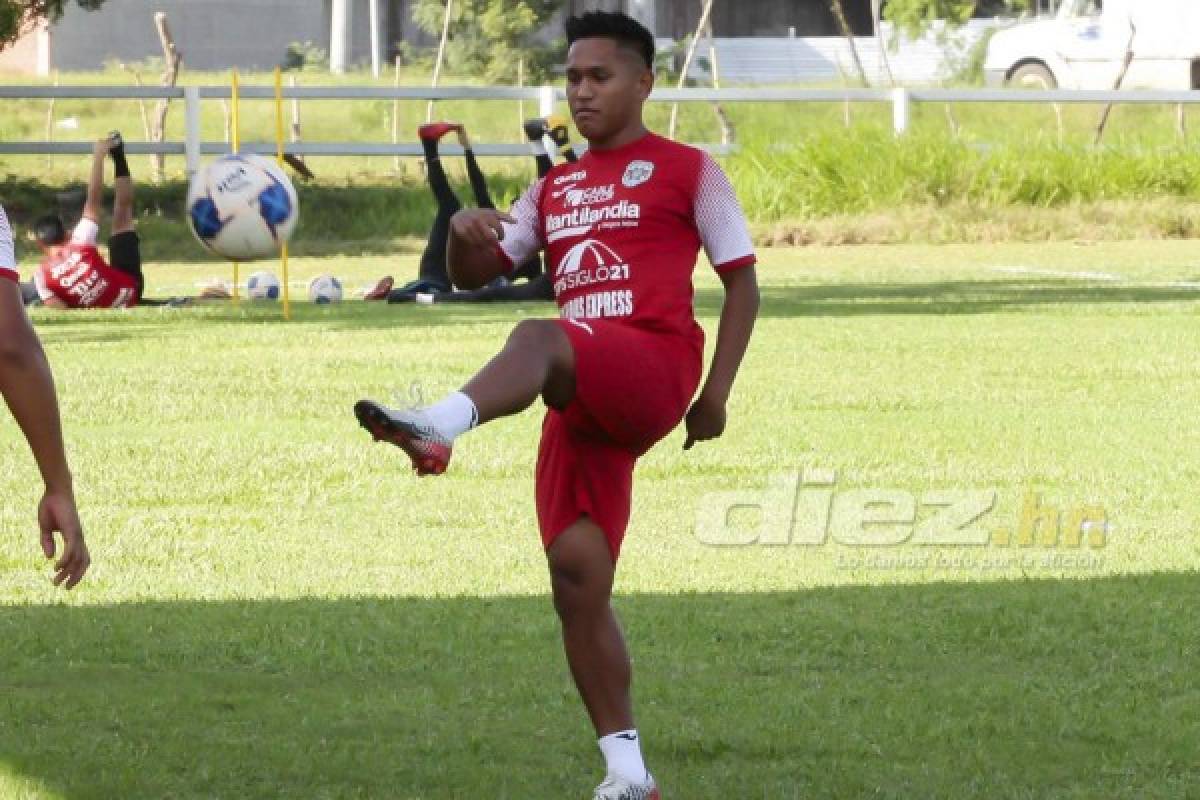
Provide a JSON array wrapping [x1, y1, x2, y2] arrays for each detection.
[[538, 85, 555, 118], [184, 86, 201, 176], [892, 87, 911, 135]]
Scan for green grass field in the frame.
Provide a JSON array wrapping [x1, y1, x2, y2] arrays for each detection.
[[2, 243, 1199, 798]]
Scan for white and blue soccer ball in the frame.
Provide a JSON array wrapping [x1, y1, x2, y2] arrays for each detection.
[[308, 273, 343, 304], [186, 154, 299, 260], [246, 270, 281, 300]]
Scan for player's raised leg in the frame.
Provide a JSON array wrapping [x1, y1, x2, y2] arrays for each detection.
[[548, 517, 659, 800], [367, 122, 462, 302], [353, 318, 575, 475], [108, 131, 134, 234]]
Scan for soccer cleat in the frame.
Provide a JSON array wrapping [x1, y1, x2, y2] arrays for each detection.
[[354, 399, 452, 476], [523, 117, 548, 142], [386, 278, 449, 304], [417, 122, 463, 142], [363, 275, 394, 302], [593, 774, 660, 800], [107, 130, 124, 151]]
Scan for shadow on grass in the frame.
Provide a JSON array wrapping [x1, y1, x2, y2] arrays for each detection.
[[2, 573, 1196, 799], [22, 276, 1200, 346], [697, 279, 1200, 319]]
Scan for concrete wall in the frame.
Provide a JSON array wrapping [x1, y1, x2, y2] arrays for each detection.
[[45, 0, 383, 71], [0, 22, 45, 74]]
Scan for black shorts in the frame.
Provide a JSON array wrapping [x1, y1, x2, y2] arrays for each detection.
[[108, 231, 143, 297]]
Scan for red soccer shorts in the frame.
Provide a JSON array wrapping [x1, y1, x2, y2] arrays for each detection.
[[535, 318, 703, 561]]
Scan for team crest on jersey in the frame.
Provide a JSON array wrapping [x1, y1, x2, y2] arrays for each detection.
[[622, 160, 654, 188]]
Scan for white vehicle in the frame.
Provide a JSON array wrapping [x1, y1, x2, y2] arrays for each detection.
[[984, 0, 1200, 90]]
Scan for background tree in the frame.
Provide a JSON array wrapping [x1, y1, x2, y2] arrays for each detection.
[[411, 0, 563, 82], [883, 0, 1029, 40], [1, 1, 106, 47]]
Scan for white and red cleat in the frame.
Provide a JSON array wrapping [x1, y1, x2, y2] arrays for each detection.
[[593, 774, 661, 800], [354, 399, 452, 476]]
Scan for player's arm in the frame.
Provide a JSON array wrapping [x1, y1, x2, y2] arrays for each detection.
[[447, 209, 516, 290], [0, 282, 89, 588], [684, 265, 759, 449], [448, 177, 545, 290], [80, 138, 109, 224], [685, 154, 760, 450]]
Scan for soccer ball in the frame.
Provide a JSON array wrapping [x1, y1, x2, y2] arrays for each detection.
[[308, 273, 343, 304], [186, 154, 299, 260], [246, 270, 281, 300]]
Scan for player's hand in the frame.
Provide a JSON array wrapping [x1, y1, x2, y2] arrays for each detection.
[[683, 393, 727, 450], [38, 489, 90, 590], [450, 209, 516, 249]]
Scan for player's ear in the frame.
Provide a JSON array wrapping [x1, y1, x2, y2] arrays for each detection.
[[637, 64, 654, 100]]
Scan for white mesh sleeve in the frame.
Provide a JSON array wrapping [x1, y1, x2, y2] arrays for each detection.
[[0, 205, 16, 278], [498, 176, 545, 267], [694, 153, 756, 273]]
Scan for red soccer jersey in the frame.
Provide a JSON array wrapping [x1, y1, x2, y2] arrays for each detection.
[[36, 245, 138, 308], [0, 205, 17, 284], [499, 132, 756, 353]]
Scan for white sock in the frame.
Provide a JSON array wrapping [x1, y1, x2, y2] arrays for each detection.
[[598, 729, 648, 784], [422, 391, 478, 440]]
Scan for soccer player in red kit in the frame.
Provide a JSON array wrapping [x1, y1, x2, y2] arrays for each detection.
[[354, 12, 759, 798], [32, 133, 142, 309]]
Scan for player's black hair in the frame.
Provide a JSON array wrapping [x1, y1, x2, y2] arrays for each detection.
[[565, 11, 655, 70], [33, 214, 66, 246]]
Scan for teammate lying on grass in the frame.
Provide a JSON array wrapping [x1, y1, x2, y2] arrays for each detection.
[[27, 133, 144, 309], [363, 117, 578, 304], [22, 133, 229, 308], [0, 202, 89, 589], [354, 11, 759, 799]]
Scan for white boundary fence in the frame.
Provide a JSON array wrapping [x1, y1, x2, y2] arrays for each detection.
[[3, 85, 1200, 174]]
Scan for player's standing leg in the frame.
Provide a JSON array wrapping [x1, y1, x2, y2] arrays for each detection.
[[549, 518, 656, 797]]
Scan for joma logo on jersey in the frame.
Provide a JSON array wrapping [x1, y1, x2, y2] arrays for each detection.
[[554, 170, 586, 186], [545, 200, 641, 241], [554, 239, 630, 293]]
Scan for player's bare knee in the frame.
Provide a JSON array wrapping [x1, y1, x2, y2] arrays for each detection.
[[507, 319, 562, 357], [550, 569, 609, 621]]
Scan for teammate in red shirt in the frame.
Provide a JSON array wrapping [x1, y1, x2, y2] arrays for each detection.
[[32, 133, 142, 309], [354, 12, 759, 798]]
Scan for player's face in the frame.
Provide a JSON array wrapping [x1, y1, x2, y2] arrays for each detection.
[[566, 38, 653, 146]]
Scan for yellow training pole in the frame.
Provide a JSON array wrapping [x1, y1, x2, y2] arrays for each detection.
[[230, 68, 241, 302], [274, 67, 291, 320]]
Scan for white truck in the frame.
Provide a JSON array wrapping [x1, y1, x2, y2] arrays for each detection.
[[984, 0, 1200, 90]]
